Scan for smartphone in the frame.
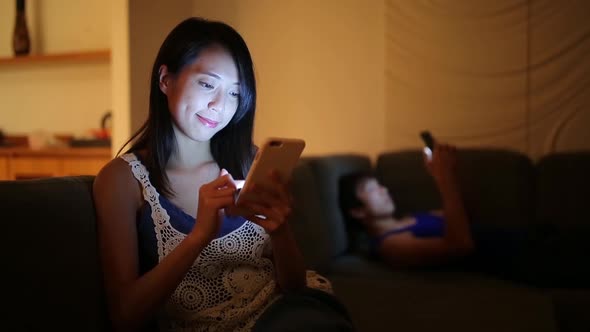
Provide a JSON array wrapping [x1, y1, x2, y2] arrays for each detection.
[[420, 130, 435, 160], [234, 137, 306, 214]]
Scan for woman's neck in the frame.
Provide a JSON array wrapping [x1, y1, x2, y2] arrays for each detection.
[[364, 215, 397, 235], [167, 133, 214, 171], [365, 215, 411, 236]]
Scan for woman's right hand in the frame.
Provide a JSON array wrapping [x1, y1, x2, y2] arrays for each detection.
[[425, 143, 459, 189], [189, 169, 237, 244]]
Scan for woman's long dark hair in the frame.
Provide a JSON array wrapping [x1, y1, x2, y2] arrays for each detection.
[[119, 17, 257, 197]]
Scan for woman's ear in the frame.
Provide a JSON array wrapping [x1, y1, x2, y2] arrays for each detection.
[[159, 65, 171, 95]]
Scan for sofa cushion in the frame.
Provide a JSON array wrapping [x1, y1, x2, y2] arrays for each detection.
[[375, 150, 441, 215], [326, 254, 394, 278], [328, 273, 557, 332], [289, 158, 334, 270], [289, 155, 372, 269], [548, 289, 590, 332], [376, 149, 536, 228], [536, 152, 590, 229], [0, 176, 110, 331]]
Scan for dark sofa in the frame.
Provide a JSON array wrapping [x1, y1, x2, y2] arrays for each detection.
[[288, 149, 590, 332], [2, 149, 589, 332]]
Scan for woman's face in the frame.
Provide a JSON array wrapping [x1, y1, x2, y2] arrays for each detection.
[[162, 44, 240, 142], [356, 178, 395, 217]]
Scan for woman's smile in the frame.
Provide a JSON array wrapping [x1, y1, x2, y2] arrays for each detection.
[[196, 114, 220, 128]]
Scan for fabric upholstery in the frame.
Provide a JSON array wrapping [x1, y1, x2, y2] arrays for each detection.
[[2, 148, 588, 332], [0, 176, 109, 331], [535, 152, 590, 229], [309, 154, 371, 258]]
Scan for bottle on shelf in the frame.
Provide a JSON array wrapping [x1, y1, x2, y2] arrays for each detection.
[[13, 0, 31, 56]]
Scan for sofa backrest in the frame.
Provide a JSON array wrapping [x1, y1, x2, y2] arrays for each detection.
[[376, 148, 536, 228], [536, 151, 590, 229], [0, 176, 110, 331], [288, 155, 372, 270], [375, 150, 440, 216]]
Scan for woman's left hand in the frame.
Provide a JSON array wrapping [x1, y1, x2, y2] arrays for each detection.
[[238, 171, 306, 292], [236, 170, 293, 235]]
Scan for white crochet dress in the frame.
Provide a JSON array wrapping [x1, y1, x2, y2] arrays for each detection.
[[122, 153, 332, 331]]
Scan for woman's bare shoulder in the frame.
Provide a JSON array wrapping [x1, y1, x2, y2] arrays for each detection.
[[96, 156, 135, 184], [93, 155, 142, 208]]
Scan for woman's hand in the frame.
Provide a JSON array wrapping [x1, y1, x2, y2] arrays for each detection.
[[236, 170, 293, 235], [189, 169, 237, 244], [424, 143, 459, 189], [235, 170, 306, 292]]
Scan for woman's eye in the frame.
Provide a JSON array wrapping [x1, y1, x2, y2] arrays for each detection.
[[198, 81, 214, 89], [229, 91, 240, 98]]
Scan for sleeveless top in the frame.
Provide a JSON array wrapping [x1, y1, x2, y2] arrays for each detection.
[[368, 212, 445, 255], [121, 153, 332, 331]]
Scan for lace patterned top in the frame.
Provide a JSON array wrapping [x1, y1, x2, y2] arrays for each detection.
[[121, 153, 332, 332]]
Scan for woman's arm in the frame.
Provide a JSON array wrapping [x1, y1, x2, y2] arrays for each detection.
[[426, 144, 474, 252], [268, 223, 307, 292], [93, 160, 235, 331], [379, 232, 461, 267], [237, 171, 306, 292]]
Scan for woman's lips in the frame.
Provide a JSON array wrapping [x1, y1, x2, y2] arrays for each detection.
[[197, 114, 219, 128]]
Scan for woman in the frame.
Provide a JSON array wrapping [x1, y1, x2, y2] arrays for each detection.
[[93, 17, 350, 332], [339, 144, 590, 288], [339, 143, 475, 267]]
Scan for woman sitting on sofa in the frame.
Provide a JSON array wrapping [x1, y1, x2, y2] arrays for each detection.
[[338, 143, 476, 267], [93, 17, 352, 332]]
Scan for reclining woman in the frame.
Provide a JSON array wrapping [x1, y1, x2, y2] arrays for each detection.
[[338, 143, 476, 267], [339, 143, 590, 288]]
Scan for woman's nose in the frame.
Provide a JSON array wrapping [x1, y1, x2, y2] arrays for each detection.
[[208, 90, 225, 112]]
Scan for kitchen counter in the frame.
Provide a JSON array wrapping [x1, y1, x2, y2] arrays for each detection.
[[0, 146, 112, 158], [0, 146, 112, 180]]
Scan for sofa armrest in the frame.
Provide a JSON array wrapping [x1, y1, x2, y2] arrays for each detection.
[[0, 176, 110, 331]]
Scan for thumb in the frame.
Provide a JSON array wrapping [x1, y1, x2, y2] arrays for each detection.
[[220, 168, 236, 182]]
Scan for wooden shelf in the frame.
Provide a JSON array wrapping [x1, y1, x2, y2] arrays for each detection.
[[0, 50, 110, 65]]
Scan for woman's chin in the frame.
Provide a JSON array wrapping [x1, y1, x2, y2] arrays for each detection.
[[185, 129, 218, 142]]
